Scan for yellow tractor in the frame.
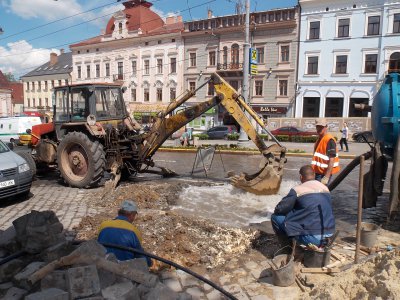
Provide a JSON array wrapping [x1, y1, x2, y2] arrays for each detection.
[[29, 73, 286, 195]]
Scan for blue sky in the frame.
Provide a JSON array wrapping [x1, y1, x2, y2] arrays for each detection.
[[0, 0, 297, 78]]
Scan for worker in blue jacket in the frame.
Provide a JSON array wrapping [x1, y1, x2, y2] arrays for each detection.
[[271, 165, 335, 248], [98, 200, 152, 266]]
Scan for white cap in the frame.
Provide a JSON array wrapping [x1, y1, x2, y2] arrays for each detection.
[[120, 200, 138, 212]]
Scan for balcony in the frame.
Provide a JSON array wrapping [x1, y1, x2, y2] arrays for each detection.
[[217, 63, 243, 77], [114, 74, 124, 81]]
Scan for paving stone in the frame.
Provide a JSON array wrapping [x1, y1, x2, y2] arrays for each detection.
[[250, 267, 265, 279], [0, 259, 24, 283], [13, 261, 46, 290], [0, 281, 13, 290], [3, 286, 27, 300], [243, 282, 269, 297], [250, 295, 272, 300], [101, 281, 139, 300], [238, 276, 253, 286], [40, 241, 75, 262], [119, 258, 148, 272], [218, 275, 231, 285], [222, 284, 249, 299], [176, 270, 199, 287], [206, 289, 224, 300], [76, 241, 107, 258], [244, 261, 259, 270], [203, 282, 213, 293], [163, 278, 182, 292], [66, 265, 101, 299], [232, 268, 247, 277], [185, 286, 205, 298], [0, 226, 16, 249], [270, 286, 298, 300], [41, 270, 67, 291], [146, 282, 183, 300], [25, 288, 68, 300], [160, 270, 177, 280]]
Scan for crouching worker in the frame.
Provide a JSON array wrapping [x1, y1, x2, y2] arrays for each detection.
[[271, 165, 335, 248], [98, 200, 152, 267]]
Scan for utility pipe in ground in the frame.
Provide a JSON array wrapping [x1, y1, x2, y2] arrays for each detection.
[[355, 155, 365, 264]]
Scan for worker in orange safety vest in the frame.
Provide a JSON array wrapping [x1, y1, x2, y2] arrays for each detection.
[[311, 119, 340, 185]]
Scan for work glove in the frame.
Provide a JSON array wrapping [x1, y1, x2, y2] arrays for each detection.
[[321, 176, 329, 185]]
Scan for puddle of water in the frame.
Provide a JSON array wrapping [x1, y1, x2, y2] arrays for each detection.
[[172, 179, 298, 228]]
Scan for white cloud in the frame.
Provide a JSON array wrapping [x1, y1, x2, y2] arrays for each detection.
[[0, 40, 59, 79]]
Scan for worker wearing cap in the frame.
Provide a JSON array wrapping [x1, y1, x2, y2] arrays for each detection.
[[312, 119, 340, 185], [98, 200, 152, 266]]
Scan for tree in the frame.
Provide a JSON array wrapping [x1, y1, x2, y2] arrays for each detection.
[[4, 72, 16, 82]]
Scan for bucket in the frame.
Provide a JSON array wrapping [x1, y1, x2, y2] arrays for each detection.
[[303, 248, 331, 268], [271, 248, 295, 287], [360, 222, 379, 248]]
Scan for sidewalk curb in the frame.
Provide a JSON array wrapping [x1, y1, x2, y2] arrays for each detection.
[[158, 147, 357, 159]]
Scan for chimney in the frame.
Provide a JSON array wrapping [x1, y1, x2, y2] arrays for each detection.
[[50, 53, 58, 66], [166, 16, 175, 25], [208, 9, 212, 19], [177, 15, 182, 23], [60, 48, 64, 54]]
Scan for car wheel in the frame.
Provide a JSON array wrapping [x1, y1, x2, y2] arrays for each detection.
[[356, 136, 366, 143]]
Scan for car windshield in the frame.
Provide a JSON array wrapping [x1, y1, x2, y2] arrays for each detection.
[[0, 141, 10, 153]]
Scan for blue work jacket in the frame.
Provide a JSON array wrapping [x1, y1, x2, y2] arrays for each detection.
[[274, 180, 335, 237], [97, 215, 152, 266]]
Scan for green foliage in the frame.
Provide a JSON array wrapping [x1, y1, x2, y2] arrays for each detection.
[[227, 133, 239, 140], [292, 135, 318, 143], [275, 135, 290, 142], [4, 72, 16, 82], [193, 133, 209, 140], [287, 149, 306, 153]]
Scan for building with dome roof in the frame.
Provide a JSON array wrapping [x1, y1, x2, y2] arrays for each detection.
[[70, 0, 184, 123]]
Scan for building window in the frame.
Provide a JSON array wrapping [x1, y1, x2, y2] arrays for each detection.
[[119, 22, 122, 34], [325, 98, 343, 117], [51, 80, 54, 88], [65, 79, 68, 85], [207, 82, 214, 96], [280, 45, 289, 62], [58, 80, 61, 86], [364, 54, 378, 73], [307, 56, 319, 74], [156, 88, 162, 101], [26, 82, 29, 91], [394, 13, 400, 33], [39, 98, 42, 107], [144, 60, 150, 75], [337, 18, 350, 38], [77, 66, 81, 79], [278, 80, 288, 96], [105, 63, 110, 77], [170, 87, 176, 101], [27, 98, 30, 108], [44, 81, 48, 91], [231, 44, 240, 66], [96, 64, 100, 78], [367, 16, 380, 36], [144, 89, 149, 102], [255, 80, 263, 96], [132, 61, 137, 75], [309, 21, 320, 39], [118, 62, 123, 79], [349, 98, 369, 117], [190, 52, 196, 67], [32, 82, 35, 91], [157, 59, 163, 74], [170, 57, 176, 73], [86, 65, 90, 78], [131, 88, 136, 102], [257, 47, 264, 64], [209, 51, 216, 66], [223, 46, 228, 64], [335, 55, 348, 74], [37, 81, 41, 91], [45, 98, 49, 107], [303, 97, 320, 117], [32, 98, 36, 107], [189, 81, 196, 92]]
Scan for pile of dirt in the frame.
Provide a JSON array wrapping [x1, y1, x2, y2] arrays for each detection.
[[303, 250, 400, 300], [74, 181, 258, 270]]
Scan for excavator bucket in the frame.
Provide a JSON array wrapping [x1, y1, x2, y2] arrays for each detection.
[[229, 144, 286, 195]]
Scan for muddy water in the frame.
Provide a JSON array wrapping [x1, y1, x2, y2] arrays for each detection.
[[171, 179, 298, 228]]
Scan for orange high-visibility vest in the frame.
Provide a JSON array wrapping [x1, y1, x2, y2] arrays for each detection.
[[312, 133, 340, 175]]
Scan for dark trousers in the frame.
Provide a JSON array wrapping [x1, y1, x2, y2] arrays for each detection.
[[339, 138, 349, 151]]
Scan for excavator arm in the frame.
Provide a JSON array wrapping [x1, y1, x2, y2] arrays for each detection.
[[139, 73, 287, 195]]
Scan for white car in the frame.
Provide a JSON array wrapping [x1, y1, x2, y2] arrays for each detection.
[[0, 141, 33, 200]]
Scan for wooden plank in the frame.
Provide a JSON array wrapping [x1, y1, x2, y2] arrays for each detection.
[[330, 250, 346, 262], [300, 267, 340, 274]]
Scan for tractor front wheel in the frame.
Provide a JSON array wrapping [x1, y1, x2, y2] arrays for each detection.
[[57, 132, 105, 188]]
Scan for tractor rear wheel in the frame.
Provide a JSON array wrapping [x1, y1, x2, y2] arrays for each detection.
[[57, 132, 105, 188]]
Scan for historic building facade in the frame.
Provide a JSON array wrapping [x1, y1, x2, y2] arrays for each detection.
[[296, 0, 400, 119], [21, 51, 72, 114], [182, 7, 299, 130], [69, 0, 184, 124]]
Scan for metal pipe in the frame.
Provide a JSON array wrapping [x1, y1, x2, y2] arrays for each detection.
[[355, 155, 365, 263]]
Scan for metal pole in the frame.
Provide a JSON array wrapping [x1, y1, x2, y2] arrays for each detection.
[[238, 0, 250, 143], [355, 155, 365, 264]]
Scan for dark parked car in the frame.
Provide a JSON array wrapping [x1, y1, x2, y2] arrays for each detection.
[[352, 130, 374, 143], [204, 125, 238, 139], [270, 126, 317, 138]]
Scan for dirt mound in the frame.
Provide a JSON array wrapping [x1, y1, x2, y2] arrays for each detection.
[[303, 251, 400, 300], [74, 181, 258, 270]]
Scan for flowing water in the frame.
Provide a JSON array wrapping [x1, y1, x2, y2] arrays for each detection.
[[171, 179, 298, 228]]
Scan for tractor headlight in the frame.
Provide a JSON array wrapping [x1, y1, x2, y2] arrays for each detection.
[[18, 163, 30, 173]]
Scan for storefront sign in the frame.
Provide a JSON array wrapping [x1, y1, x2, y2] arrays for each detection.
[[252, 106, 287, 114]]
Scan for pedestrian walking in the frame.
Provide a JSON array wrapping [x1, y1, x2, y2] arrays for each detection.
[[311, 119, 340, 185], [339, 122, 349, 152]]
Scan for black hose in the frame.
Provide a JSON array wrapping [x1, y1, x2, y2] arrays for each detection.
[[73, 241, 237, 300], [0, 250, 26, 266], [328, 151, 373, 191]]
